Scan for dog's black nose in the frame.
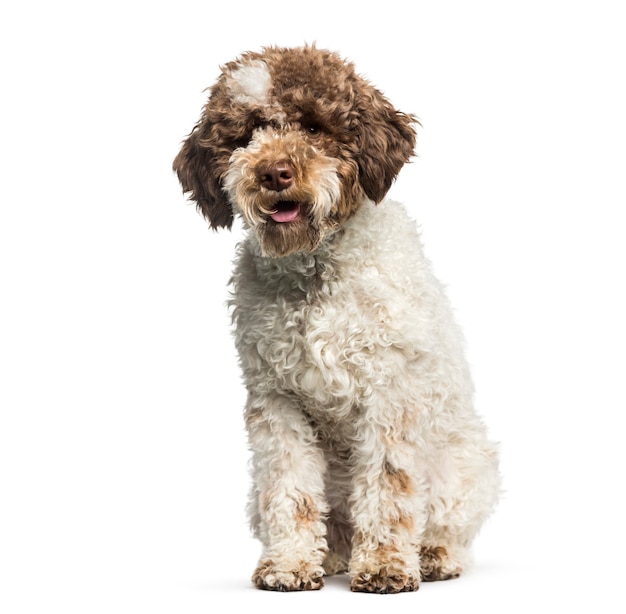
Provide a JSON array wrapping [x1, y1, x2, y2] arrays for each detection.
[[257, 163, 294, 192]]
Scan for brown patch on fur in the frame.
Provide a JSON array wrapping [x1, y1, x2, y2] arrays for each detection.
[[294, 494, 319, 528], [253, 558, 324, 591], [419, 546, 461, 582], [383, 461, 413, 495], [395, 514, 415, 532]]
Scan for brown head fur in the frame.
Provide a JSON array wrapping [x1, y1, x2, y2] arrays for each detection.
[[173, 45, 417, 240]]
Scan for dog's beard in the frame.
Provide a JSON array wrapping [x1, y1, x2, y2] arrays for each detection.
[[257, 213, 322, 258], [232, 189, 326, 258]]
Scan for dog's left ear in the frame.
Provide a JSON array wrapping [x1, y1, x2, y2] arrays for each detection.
[[356, 87, 417, 203]]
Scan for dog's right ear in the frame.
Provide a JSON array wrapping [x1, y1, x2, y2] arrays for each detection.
[[355, 84, 417, 205], [173, 123, 234, 230]]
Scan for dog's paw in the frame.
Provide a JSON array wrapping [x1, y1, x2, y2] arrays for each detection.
[[349, 538, 421, 593], [252, 559, 325, 591], [350, 569, 420, 594], [323, 550, 349, 576], [419, 546, 463, 582]]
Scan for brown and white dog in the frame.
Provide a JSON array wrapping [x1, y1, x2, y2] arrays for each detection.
[[174, 45, 499, 593]]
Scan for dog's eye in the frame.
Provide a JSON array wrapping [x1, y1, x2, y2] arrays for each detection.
[[304, 124, 322, 137]]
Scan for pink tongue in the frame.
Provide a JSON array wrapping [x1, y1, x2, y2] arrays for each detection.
[[270, 203, 300, 223]]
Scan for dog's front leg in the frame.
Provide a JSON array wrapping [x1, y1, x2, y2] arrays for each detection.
[[246, 394, 329, 591], [348, 415, 426, 593]]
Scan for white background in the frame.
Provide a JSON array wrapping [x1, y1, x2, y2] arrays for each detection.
[[1, 1, 625, 611]]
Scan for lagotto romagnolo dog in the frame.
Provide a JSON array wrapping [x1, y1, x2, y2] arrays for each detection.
[[173, 45, 500, 594]]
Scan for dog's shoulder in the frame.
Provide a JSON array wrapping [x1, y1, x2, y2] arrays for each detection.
[[336, 199, 432, 291]]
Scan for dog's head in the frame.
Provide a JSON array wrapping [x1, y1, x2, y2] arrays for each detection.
[[173, 45, 417, 257]]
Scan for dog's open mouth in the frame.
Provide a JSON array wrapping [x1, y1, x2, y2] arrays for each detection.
[[269, 201, 304, 223]]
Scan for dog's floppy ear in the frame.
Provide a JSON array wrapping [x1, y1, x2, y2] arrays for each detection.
[[173, 119, 234, 230], [356, 86, 417, 204]]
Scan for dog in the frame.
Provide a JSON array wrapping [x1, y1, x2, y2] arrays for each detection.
[[173, 45, 500, 594]]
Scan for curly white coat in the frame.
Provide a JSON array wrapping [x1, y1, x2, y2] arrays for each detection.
[[230, 198, 499, 590], [174, 45, 500, 594]]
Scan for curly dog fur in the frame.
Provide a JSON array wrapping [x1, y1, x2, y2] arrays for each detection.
[[174, 45, 500, 593]]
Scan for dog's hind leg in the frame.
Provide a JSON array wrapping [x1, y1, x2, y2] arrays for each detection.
[[323, 507, 352, 575], [322, 445, 354, 576], [420, 438, 500, 581]]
